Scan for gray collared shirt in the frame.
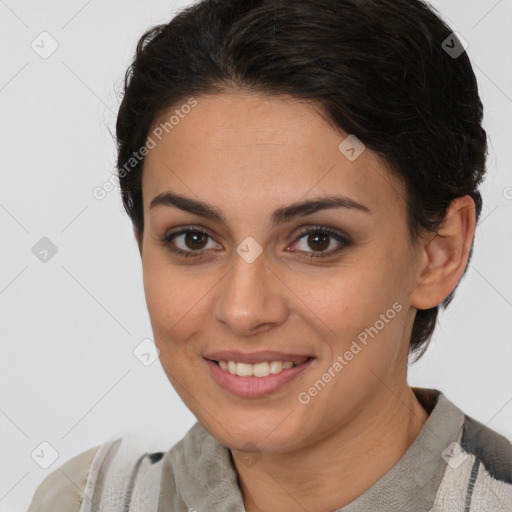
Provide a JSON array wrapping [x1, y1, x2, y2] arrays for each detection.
[[27, 388, 512, 511]]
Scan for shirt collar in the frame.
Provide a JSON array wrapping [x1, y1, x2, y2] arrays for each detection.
[[158, 388, 465, 511]]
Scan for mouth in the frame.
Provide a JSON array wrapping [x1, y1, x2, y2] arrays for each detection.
[[203, 355, 316, 398], [207, 357, 312, 377]]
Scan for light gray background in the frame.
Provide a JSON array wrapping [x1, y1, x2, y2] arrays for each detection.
[[0, 1, 511, 510]]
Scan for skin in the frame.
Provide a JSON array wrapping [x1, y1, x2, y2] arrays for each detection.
[[135, 91, 476, 512]]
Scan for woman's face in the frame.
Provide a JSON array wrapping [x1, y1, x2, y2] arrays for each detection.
[[138, 91, 424, 453]]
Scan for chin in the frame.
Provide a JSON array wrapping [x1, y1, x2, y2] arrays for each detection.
[[205, 413, 305, 454]]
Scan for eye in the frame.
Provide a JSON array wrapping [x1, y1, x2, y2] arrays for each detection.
[[289, 225, 351, 258], [160, 226, 221, 258], [159, 224, 351, 259]]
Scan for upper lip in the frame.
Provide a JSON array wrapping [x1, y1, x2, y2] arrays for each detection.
[[204, 350, 314, 364]]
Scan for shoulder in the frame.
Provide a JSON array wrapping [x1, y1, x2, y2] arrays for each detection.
[[26, 436, 167, 512], [26, 443, 100, 512], [433, 412, 512, 511], [460, 414, 512, 483]]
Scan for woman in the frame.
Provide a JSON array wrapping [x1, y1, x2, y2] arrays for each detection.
[[27, 0, 512, 510]]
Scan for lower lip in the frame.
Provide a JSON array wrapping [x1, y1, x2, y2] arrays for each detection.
[[205, 358, 315, 398]]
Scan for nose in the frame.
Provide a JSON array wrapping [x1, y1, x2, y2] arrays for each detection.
[[212, 249, 289, 336]]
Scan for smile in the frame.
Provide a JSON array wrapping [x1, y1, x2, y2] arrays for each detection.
[[215, 358, 309, 377], [204, 357, 315, 398]]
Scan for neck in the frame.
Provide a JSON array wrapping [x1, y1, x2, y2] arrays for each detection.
[[232, 385, 429, 512]]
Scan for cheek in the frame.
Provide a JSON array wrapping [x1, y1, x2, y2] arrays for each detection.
[[299, 259, 407, 362], [141, 254, 217, 361], [142, 254, 193, 339], [292, 264, 383, 329]]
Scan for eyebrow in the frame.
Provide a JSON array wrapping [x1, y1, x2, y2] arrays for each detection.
[[149, 190, 371, 226]]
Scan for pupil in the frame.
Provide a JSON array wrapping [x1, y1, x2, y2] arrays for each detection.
[[309, 233, 329, 251], [186, 232, 207, 250]]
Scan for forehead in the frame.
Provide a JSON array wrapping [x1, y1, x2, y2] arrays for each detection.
[[142, 92, 405, 222]]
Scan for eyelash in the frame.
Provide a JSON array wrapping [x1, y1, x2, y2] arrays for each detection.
[[159, 225, 351, 260]]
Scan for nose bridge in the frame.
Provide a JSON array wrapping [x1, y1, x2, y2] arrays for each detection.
[[214, 248, 286, 333]]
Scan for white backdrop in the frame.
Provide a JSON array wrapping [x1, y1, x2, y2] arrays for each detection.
[[0, 1, 511, 510]]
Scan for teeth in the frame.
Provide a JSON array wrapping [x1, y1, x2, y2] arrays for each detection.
[[217, 358, 308, 377]]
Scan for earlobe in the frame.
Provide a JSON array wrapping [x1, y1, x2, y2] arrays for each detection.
[[410, 195, 476, 310]]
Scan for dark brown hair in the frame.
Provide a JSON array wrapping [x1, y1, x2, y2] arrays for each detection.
[[115, 0, 488, 363]]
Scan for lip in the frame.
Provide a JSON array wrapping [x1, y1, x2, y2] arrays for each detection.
[[203, 350, 314, 365], [204, 356, 316, 398]]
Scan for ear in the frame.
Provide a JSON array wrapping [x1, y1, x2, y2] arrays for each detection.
[[410, 195, 476, 310]]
